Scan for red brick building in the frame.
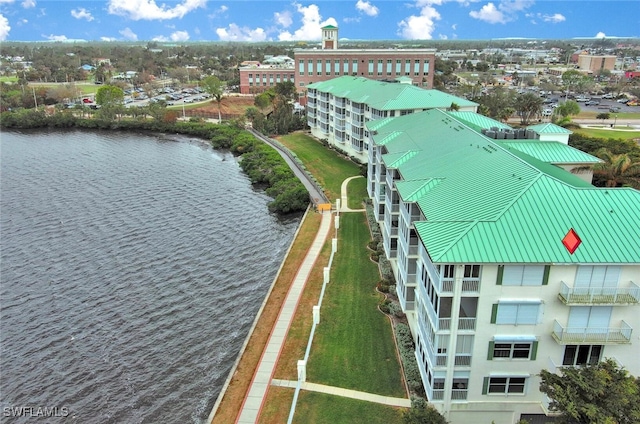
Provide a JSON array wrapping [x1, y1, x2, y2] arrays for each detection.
[[238, 25, 436, 97], [294, 25, 436, 96]]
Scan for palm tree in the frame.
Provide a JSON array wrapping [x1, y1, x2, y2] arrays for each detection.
[[201, 76, 224, 122], [572, 149, 640, 188]]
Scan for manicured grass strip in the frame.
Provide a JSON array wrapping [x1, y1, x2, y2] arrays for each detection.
[[293, 390, 406, 424], [576, 111, 640, 120], [277, 132, 362, 202], [347, 177, 368, 210], [572, 128, 640, 141], [258, 386, 295, 424], [211, 211, 322, 424], [307, 212, 405, 397]]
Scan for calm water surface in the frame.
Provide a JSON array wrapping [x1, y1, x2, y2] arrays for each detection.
[[0, 130, 301, 423]]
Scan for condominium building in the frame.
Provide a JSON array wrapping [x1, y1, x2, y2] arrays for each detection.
[[305, 76, 477, 162], [365, 108, 640, 424]]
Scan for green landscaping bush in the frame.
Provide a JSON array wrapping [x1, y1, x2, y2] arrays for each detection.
[[395, 323, 424, 394]]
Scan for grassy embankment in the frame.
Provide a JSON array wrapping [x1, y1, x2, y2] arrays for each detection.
[[257, 133, 406, 423]]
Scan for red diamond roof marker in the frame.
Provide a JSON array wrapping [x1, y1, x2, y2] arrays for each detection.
[[562, 228, 582, 255]]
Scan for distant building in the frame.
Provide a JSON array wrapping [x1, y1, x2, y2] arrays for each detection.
[[238, 26, 437, 97], [238, 59, 296, 95], [294, 26, 436, 96], [577, 54, 616, 73]]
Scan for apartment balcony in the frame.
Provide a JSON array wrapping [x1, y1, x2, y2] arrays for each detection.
[[438, 317, 477, 331], [551, 320, 632, 344], [306, 110, 316, 118], [441, 278, 480, 295], [431, 389, 468, 401], [307, 90, 316, 99], [558, 281, 640, 305]]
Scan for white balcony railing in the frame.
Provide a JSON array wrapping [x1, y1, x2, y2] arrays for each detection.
[[441, 278, 479, 294], [551, 320, 632, 344], [559, 281, 640, 305]]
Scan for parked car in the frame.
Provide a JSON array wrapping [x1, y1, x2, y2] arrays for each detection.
[[602, 93, 614, 99], [617, 98, 629, 104], [82, 98, 93, 103], [585, 100, 600, 106]]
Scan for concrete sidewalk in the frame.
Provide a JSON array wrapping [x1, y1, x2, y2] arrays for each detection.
[[271, 379, 412, 408], [235, 209, 333, 424]]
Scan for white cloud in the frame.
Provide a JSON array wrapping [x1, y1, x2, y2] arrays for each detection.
[[469, 2, 505, 24], [277, 3, 337, 41], [119, 27, 138, 40], [541, 13, 565, 23], [397, 1, 441, 40], [356, 0, 379, 17], [107, 0, 206, 21], [469, 0, 535, 24], [101, 36, 117, 41], [216, 23, 267, 41], [21, 0, 35, 8], [0, 0, 15, 4], [274, 10, 293, 28], [0, 13, 10, 40], [45, 34, 68, 41], [451, 23, 457, 30], [71, 8, 94, 21], [595, 31, 606, 39], [153, 30, 189, 42], [438, 33, 448, 39]]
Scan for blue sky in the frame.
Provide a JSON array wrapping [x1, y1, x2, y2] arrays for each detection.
[[0, 0, 638, 43]]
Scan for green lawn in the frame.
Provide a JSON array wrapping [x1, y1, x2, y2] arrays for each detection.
[[0, 76, 18, 83], [573, 127, 640, 140], [347, 176, 368, 210], [277, 132, 362, 202], [294, 391, 405, 424], [306, 212, 406, 397]]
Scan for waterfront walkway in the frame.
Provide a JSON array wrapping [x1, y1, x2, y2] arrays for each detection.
[[235, 208, 333, 424], [233, 175, 410, 423]]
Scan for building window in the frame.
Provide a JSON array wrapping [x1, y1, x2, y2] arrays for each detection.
[[497, 265, 549, 286], [464, 264, 480, 279], [488, 340, 538, 360], [386, 59, 392, 75], [325, 60, 331, 74], [317, 60, 322, 75], [562, 345, 602, 366], [491, 301, 541, 325], [377, 59, 383, 75], [405, 59, 411, 75], [414, 59, 421, 75], [423, 60, 430, 75], [483, 377, 527, 395], [368, 59, 374, 75]]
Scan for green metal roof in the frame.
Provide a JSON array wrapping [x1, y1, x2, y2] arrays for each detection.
[[307, 76, 477, 111], [446, 111, 511, 132], [370, 109, 640, 264], [527, 122, 573, 134], [500, 140, 602, 164]]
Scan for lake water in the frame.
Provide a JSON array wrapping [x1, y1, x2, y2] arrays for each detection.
[[0, 130, 301, 423]]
